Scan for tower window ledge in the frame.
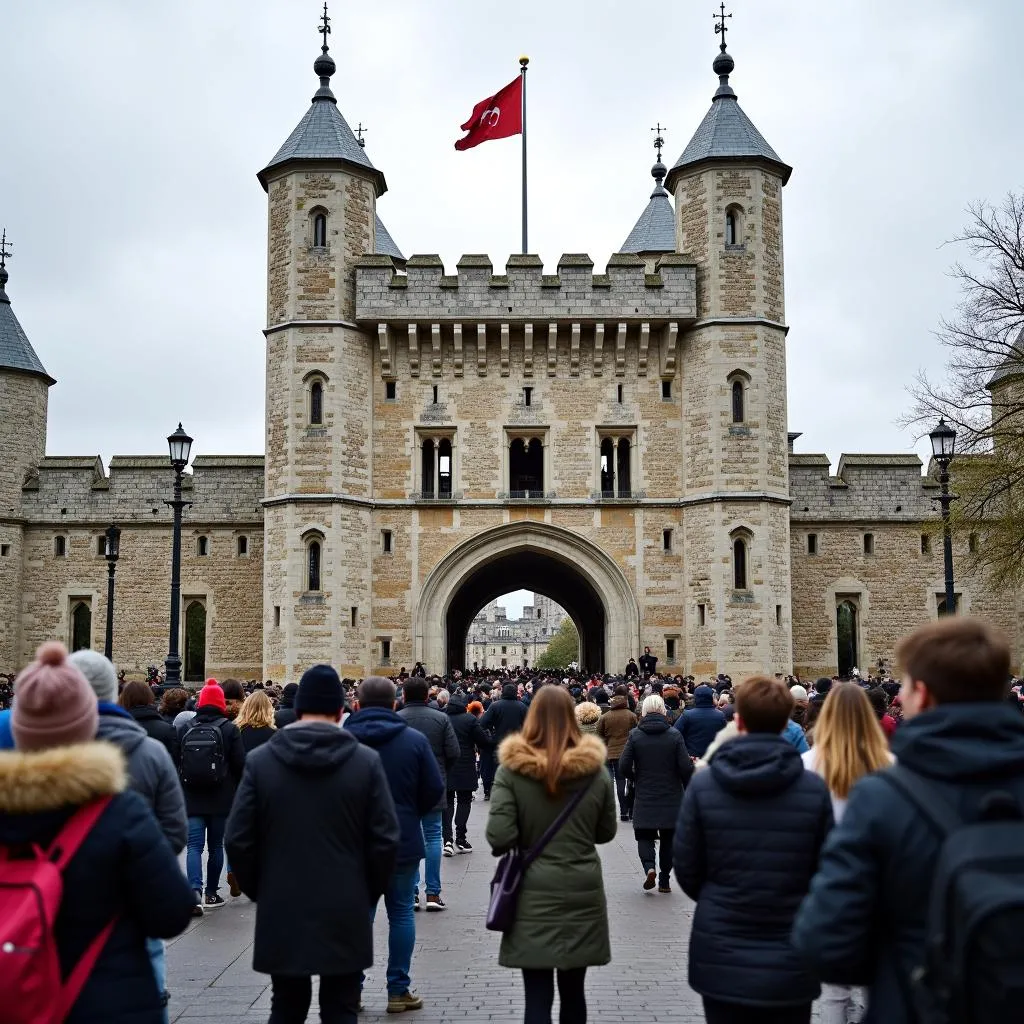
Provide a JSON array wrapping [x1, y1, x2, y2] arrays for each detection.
[[730, 590, 755, 604], [725, 243, 747, 253], [505, 491, 554, 503], [593, 490, 645, 501], [308, 244, 330, 254], [728, 425, 752, 437], [300, 593, 325, 605], [412, 492, 459, 503], [304, 427, 328, 439]]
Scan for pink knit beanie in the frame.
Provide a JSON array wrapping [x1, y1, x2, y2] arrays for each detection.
[[12, 641, 99, 752]]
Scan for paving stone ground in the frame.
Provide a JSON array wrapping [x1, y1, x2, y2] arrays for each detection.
[[167, 801, 820, 1023]]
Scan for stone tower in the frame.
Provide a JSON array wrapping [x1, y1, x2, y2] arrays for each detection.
[[259, 22, 394, 679], [0, 246, 54, 671], [664, 35, 794, 676]]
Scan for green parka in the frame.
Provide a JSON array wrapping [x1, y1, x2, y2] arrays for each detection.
[[485, 732, 617, 970]]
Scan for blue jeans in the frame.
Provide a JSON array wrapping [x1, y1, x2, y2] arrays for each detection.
[[414, 811, 442, 897], [369, 865, 417, 996], [146, 937, 168, 1024], [186, 815, 226, 897]]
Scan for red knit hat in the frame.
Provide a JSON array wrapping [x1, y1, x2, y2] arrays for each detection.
[[197, 680, 226, 712]]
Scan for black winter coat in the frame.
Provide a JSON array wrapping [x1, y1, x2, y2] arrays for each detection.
[[792, 702, 1024, 1024], [398, 701, 460, 809], [178, 707, 246, 816], [224, 723, 400, 976], [127, 704, 178, 764], [674, 687, 727, 757], [674, 733, 833, 1008], [619, 714, 693, 829], [445, 702, 492, 791], [479, 696, 528, 744], [0, 741, 196, 1023], [239, 725, 275, 755]]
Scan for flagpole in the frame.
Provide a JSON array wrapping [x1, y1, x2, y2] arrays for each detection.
[[519, 56, 529, 255]]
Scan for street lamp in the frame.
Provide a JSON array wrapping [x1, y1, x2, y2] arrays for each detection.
[[929, 417, 957, 615], [164, 424, 193, 685], [103, 524, 121, 660]]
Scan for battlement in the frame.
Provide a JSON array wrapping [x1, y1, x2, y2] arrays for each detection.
[[355, 252, 697, 324]]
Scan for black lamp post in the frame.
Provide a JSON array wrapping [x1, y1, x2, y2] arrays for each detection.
[[164, 424, 193, 685], [103, 524, 121, 660], [929, 417, 957, 615]]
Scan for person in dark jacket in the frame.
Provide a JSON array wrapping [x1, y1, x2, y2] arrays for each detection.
[[625, 658, 640, 679], [675, 675, 833, 1023], [479, 684, 523, 800], [346, 676, 444, 1014], [674, 684, 727, 758], [793, 617, 1024, 1024], [274, 681, 299, 728], [235, 689, 277, 755], [225, 664, 398, 1024], [639, 646, 657, 676], [619, 694, 693, 893], [0, 642, 195, 1024], [595, 688, 638, 820], [178, 680, 246, 910], [398, 677, 460, 911], [120, 679, 179, 763], [442, 696, 493, 854]]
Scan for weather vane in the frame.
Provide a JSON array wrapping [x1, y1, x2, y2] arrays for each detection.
[[651, 123, 666, 161], [356, 122, 367, 149], [714, 2, 732, 50], [319, 3, 331, 50], [0, 229, 10, 270]]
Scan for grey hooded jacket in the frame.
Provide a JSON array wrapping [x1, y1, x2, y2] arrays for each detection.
[[96, 710, 188, 853]]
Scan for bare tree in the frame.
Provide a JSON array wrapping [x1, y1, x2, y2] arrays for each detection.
[[906, 192, 1024, 589]]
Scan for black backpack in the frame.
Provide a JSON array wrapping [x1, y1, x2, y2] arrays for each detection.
[[885, 765, 1024, 1024], [179, 718, 229, 789]]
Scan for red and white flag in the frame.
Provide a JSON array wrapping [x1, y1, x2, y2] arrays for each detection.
[[454, 75, 523, 151]]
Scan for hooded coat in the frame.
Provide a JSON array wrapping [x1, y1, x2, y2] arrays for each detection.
[[0, 742, 197, 1023], [618, 713, 693, 829], [674, 733, 833, 1008], [674, 686, 727, 758], [125, 703, 178, 764], [224, 723, 400, 976], [344, 706, 444, 865], [486, 733, 617, 970], [444, 700, 493, 791], [595, 695, 637, 760], [792, 702, 1024, 1024], [479, 692, 529, 744]]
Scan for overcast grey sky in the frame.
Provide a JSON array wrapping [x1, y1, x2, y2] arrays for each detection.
[[2, 0, 1020, 487]]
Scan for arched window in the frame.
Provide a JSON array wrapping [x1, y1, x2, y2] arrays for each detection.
[[71, 601, 91, 652], [184, 601, 207, 682], [616, 438, 631, 496], [421, 438, 435, 497], [725, 209, 737, 246], [307, 539, 322, 592], [733, 537, 748, 590], [312, 211, 327, 247], [837, 600, 858, 677], [509, 437, 544, 496], [438, 438, 452, 497], [600, 437, 615, 496], [309, 380, 324, 425], [731, 379, 745, 423], [197, 536, 209, 556]]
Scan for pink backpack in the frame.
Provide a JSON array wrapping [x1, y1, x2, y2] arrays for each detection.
[[0, 796, 117, 1023]]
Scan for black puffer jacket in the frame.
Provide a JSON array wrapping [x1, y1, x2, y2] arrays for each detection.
[[479, 693, 529, 743], [674, 733, 833, 1008], [445, 701, 492, 791], [397, 701, 459, 810], [618, 714, 693, 829], [126, 703, 178, 763]]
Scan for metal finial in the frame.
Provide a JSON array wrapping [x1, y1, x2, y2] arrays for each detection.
[[714, 2, 732, 51], [319, 2, 331, 52], [355, 122, 367, 148], [651, 123, 666, 162], [0, 229, 10, 271]]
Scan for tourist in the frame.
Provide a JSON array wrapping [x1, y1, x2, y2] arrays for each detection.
[[120, 678, 179, 762], [178, 679, 245, 912], [639, 647, 657, 676], [595, 684, 638, 821], [442, 695, 493, 854], [274, 681, 299, 728], [480, 683, 530, 799], [674, 675, 833, 1023], [235, 689, 277, 754], [799, 681, 892, 1023], [221, 677, 246, 720], [793, 618, 1024, 1023], [618, 694, 693, 893], [625, 658, 640, 679], [398, 676, 460, 912], [225, 664, 399, 1024], [0, 641, 195, 1022], [673, 684, 727, 759], [346, 676, 443, 1013], [486, 685, 616, 1024], [789, 684, 809, 727], [574, 700, 602, 735]]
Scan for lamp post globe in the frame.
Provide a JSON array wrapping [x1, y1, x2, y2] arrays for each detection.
[[103, 523, 121, 660], [929, 417, 956, 464], [929, 417, 958, 615], [164, 424, 194, 687], [167, 423, 193, 470]]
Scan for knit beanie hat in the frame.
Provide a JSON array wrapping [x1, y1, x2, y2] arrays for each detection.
[[501, 683, 518, 700], [68, 649, 119, 704], [295, 664, 343, 716], [814, 677, 833, 695], [12, 641, 99, 752], [197, 681, 226, 712], [790, 684, 809, 702]]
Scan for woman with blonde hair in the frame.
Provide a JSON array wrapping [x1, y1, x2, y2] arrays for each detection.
[[235, 689, 276, 755], [802, 682, 893, 1024], [486, 685, 616, 1024]]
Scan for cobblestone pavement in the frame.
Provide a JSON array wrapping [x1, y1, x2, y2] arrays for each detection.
[[167, 800, 819, 1023]]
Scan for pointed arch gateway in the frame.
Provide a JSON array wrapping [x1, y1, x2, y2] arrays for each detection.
[[416, 522, 640, 674]]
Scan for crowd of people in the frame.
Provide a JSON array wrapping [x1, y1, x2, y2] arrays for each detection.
[[1, 616, 1023, 1023]]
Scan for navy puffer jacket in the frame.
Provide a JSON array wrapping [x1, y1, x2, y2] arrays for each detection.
[[674, 685, 727, 758], [674, 733, 833, 1008]]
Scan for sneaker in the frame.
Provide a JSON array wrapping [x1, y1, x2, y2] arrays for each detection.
[[643, 869, 657, 891], [443, 841, 455, 858], [204, 893, 226, 909], [227, 870, 241, 898], [413, 891, 420, 912], [191, 891, 204, 917], [387, 990, 424, 1013], [658, 885, 672, 894], [425, 894, 446, 912], [455, 840, 473, 854]]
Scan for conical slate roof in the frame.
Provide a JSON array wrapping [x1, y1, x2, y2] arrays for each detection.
[[987, 327, 1024, 388], [665, 47, 791, 192], [0, 265, 53, 384], [375, 214, 404, 262], [621, 158, 675, 255]]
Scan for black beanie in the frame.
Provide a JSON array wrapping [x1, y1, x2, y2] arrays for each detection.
[[295, 664, 343, 716], [814, 677, 833, 695], [502, 684, 518, 700]]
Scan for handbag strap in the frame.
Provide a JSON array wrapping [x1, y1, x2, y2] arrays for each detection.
[[522, 776, 592, 869]]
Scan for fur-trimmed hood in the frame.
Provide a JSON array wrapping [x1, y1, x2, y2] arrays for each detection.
[[0, 741, 127, 814], [499, 733, 606, 781], [574, 702, 602, 726]]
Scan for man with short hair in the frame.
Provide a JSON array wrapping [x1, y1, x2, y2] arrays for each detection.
[[674, 683, 727, 759], [398, 676, 459, 911], [225, 665, 399, 1024], [346, 677, 444, 1014], [793, 617, 1024, 1024]]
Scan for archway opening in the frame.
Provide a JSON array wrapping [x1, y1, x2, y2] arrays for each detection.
[[836, 600, 858, 678], [445, 551, 605, 673], [463, 592, 573, 672], [184, 601, 207, 683]]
